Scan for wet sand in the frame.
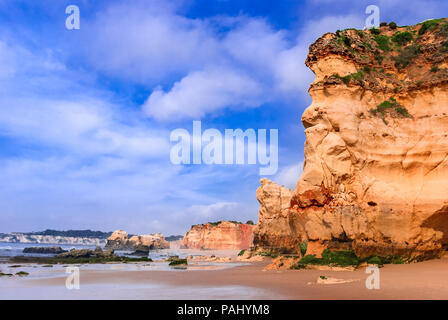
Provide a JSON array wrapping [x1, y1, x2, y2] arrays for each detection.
[[2, 257, 448, 299]]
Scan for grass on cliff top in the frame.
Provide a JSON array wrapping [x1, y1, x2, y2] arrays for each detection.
[[374, 34, 391, 51], [291, 250, 407, 269], [419, 18, 445, 35], [391, 31, 414, 46], [196, 220, 244, 227]]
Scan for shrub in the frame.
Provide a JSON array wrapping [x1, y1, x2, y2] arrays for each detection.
[[394, 44, 421, 69], [369, 28, 381, 35], [245, 220, 254, 225], [366, 256, 383, 266], [437, 23, 448, 37], [441, 40, 448, 52], [16, 271, 29, 276], [298, 250, 360, 268], [395, 106, 411, 117], [376, 98, 396, 114], [374, 35, 391, 51], [168, 258, 187, 266], [380, 22, 388, 27], [375, 54, 385, 64], [371, 98, 411, 119], [363, 65, 372, 73], [419, 19, 443, 35], [431, 65, 440, 72], [389, 22, 398, 29], [341, 35, 351, 47], [351, 70, 365, 81], [256, 251, 277, 258], [238, 250, 246, 256], [334, 74, 351, 84], [334, 69, 366, 85], [300, 242, 308, 256], [391, 31, 413, 46], [320, 275, 328, 280]]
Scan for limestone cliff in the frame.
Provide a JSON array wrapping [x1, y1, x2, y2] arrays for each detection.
[[254, 19, 448, 261], [105, 230, 169, 250], [182, 221, 254, 250]]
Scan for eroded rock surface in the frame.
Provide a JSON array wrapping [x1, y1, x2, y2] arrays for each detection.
[[254, 19, 448, 261], [105, 230, 169, 251]]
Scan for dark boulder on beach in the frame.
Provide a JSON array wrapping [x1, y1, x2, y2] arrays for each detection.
[[23, 246, 67, 254], [129, 245, 150, 256], [56, 247, 115, 259]]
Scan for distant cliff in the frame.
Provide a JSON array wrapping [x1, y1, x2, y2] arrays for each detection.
[[105, 230, 170, 250], [182, 221, 254, 250], [0, 232, 107, 245]]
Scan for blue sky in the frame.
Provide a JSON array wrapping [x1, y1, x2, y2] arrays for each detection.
[[0, 0, 446, 235]]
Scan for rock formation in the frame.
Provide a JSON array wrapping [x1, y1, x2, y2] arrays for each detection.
[[56, 247, 115, 259], [23, 246, 67, 254], [105, 230, 169, 251], [254, 19, 448, 261], [182, 221, 254, 250]]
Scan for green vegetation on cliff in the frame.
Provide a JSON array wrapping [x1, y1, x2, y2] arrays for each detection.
[[291, 249, 407, 269]]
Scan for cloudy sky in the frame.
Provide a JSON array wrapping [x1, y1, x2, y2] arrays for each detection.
[[0, 0, 446, 235]]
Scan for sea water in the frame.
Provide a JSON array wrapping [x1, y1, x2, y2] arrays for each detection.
[[0, 242, 97, 257]]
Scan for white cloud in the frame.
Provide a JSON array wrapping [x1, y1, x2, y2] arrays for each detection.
[[81, 2, 220, 83], [143, 67, 264, 121], [77, 4, 317, 122], [0, 39, 170, 159]]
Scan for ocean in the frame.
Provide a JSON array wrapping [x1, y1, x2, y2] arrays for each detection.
[[0, 242, 231, 261]]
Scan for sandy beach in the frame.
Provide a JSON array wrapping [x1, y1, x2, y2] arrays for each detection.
[[2, 254, 448, 300]]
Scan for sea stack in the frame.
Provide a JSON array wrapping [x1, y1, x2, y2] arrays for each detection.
[[105, 230, 170, 251], [254, 19, 448, 261], [182, 221, 255, 250]]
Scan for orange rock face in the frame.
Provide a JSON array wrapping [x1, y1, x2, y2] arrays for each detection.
[[254, 19, 448, 261], [182, 221, 255, 250], [106, 230, 169, 250]]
